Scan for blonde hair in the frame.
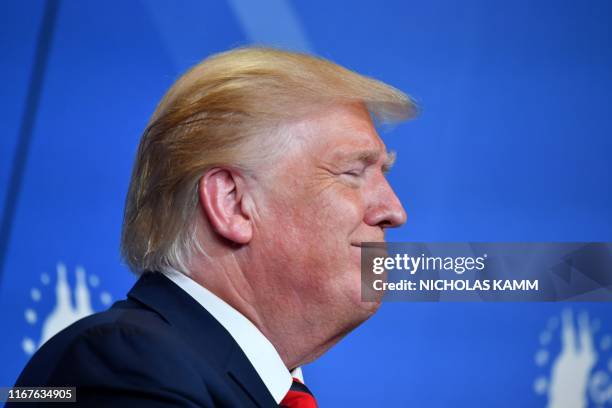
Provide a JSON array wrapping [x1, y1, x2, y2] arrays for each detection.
[[121, 46, 416, 274]]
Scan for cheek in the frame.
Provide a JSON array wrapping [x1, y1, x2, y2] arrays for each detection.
[[257, 171, 366, 263], [317, 187, 365, 235], [269, 175, 365, 233]]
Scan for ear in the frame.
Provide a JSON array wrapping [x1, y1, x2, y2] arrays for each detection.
[[198, 168, 253, 244]]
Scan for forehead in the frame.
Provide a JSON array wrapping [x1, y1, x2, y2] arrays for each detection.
[[294, 103, 387, 157]]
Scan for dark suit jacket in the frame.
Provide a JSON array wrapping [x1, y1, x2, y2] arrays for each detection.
[[10, 272, 279, 407]]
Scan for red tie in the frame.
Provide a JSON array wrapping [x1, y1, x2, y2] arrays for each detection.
[[280, 377, 318, 408]]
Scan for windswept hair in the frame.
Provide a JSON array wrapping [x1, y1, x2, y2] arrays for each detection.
[[121, 46, 416, 275]]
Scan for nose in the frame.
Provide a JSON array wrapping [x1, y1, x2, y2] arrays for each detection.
[[364, 176, 407, 229]]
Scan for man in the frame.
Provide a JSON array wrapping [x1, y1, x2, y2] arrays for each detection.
[[12, 47, 414, 407]]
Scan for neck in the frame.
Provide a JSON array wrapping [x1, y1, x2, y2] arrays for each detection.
[[185, 248, 340, 370]]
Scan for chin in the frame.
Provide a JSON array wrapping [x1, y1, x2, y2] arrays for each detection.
[[337, 301, 380, 343], [347, 288, 382, 323], [362, 297, 382, 317]]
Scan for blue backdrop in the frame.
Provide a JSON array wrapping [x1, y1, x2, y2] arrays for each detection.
[[1, 0, 611, 406]]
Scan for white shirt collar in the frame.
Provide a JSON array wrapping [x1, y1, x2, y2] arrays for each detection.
[[163, 269, 294, 403]]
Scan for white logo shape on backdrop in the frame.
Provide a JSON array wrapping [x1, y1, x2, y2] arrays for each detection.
[[22, 263, 113, 355], [534, 309, 612, 407]]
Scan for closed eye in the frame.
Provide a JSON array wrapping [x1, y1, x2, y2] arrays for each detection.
[[344, 169, 363, 177]]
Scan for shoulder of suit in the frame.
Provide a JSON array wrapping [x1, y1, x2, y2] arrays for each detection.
[[45, 299, 196, 362], [21, 304, 224, 404]]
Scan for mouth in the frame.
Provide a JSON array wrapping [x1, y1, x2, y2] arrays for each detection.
[[350, 240, 385, 248]]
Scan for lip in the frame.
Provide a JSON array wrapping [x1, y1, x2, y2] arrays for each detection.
[[351, 240, 384, 247]]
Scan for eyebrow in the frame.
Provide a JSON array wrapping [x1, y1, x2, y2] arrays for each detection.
[[339, 149, 397, 173]]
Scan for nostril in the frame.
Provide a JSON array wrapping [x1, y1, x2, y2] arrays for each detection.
[[379, 220, 393, 229]]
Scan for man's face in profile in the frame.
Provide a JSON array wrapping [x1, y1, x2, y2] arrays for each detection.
[[249, 103, 406, 347]]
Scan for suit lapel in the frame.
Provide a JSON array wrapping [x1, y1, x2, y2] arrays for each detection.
[[127, 272, 278, 407], [226, 345, 279, 407]]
